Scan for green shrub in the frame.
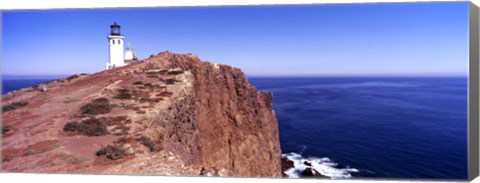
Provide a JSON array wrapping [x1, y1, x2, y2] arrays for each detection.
[[2, 101, 29, 112], [80, 98, 111, 115], [96, 145, 126, 160]]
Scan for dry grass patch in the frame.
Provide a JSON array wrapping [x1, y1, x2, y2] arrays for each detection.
[[80, 98, 111, 115], [114, 89, 132, 100], [2, 125, 11, 135], [137, 136, 157, 152], [63, 118, 108, 136], [96, 145, 126, 160], [2, 101, 29, 112], [66, 74, 79, 81], [132, 81, 143, 85]]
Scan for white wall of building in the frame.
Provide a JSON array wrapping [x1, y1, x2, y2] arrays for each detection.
[[125, 50, 134, 60], [107, 35, 125, 69]]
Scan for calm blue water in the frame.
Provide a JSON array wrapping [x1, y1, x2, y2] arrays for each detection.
[[2, 78, 58, 94], [250, 77, 468, 180]]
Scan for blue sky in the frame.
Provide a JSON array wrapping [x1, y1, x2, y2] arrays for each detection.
[[2, 2, 469, 77]]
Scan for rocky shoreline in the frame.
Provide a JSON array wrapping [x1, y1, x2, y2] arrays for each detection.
[[281, 156, 327, 178], [281, 152, 359, 179]]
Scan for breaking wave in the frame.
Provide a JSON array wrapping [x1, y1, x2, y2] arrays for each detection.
[[282, 152, 359, 179]]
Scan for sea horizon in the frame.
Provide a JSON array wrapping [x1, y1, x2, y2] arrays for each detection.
[[2, 75, 70, 80], [2, 75, 468, 95], [2, 74, 468, 78]]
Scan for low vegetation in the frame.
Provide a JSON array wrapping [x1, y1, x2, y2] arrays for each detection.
[[77, 118, 108, 136], [167, 70, 184, 75], [80, 98, 111, 115], [164, 78, 177, 85], [96, 145, 126, 160], [63, 118, 108, 136], [2, 101, 29, 112], [137, 136, 157, 152], [2, 125, 11, 134], [143, 83, 153, 89], [132, 81, 143, 85], [66, 74, 79, 81], [114, 89, 132, 100], [146, 71, 160, 75], [63, 121, 78, 132], [100, 116, 129, 126], [146, 75, 158, 78]]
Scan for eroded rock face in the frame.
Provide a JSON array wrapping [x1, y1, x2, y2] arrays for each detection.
[[1, 51, 282, 177]]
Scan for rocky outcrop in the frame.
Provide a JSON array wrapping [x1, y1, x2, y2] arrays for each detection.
[[1, 51, 282, 177], [281, 157, 294, 176]]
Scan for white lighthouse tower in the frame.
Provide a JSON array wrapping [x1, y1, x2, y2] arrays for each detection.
[[106, 22, 125, 69]]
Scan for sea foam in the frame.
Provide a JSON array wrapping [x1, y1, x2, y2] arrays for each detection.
[[283, 152, 359, 179]]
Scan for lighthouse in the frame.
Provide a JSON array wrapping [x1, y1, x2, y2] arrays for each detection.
[[106, 22, 125, 69]]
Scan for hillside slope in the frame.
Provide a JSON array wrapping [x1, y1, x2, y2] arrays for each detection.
[[1, 51, 282, 177]]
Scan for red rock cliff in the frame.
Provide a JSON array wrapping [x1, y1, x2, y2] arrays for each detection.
[[1, 51, 282, 177]]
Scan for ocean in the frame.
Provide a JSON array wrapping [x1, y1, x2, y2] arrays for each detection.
[[249, 77, 468, 180], [2, 78, 60, 94], [2, 77, 468, 179]]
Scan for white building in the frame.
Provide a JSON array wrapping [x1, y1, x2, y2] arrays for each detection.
[[107, 22, 137, 69], [124, 43, 138, 63]]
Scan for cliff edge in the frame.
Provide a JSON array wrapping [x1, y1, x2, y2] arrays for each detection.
[[1, 51, 282, 177]]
